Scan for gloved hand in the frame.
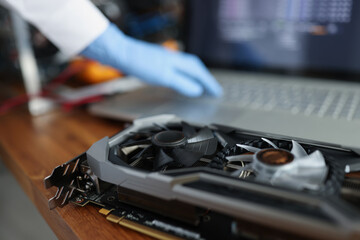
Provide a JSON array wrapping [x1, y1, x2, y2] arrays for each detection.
[[81, 24, 223, 97]]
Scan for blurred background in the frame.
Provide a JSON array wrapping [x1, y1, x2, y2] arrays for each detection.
[[0, 0, 185, 83], [0, 0, 185, 73], [0, 0, 185, 115]]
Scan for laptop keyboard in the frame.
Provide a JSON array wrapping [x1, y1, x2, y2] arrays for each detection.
[[222, 79, 360, 121]]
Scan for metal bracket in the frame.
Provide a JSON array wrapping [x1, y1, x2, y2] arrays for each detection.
[[44, 154, 84, 209]]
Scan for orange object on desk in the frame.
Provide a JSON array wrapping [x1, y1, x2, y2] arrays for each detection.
[[162, 39, 180, 51], [70, 58, 123, 84]]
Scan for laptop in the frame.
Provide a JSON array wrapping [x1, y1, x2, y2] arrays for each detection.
[[90, 0, 360, 149]]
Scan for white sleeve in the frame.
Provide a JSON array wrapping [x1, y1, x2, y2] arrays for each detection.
[[1, 0, 109, 57]]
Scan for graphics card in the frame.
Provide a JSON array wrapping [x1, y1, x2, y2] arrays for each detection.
[[44, 115, 360, 240]]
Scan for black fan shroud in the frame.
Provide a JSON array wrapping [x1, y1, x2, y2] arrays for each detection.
[[111, 122, 219, 171]]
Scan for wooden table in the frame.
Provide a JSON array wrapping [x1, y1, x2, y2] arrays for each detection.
[[0, 106, 153, 240]]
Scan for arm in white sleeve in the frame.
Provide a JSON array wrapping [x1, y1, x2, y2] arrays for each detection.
[[1, 0, 109, 57]]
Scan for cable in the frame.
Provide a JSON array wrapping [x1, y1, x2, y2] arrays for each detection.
[[0, 61, 89, 115]]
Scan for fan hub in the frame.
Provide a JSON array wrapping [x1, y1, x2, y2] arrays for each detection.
[[256, 149, 294, 166], [152, 131, 187, 148]]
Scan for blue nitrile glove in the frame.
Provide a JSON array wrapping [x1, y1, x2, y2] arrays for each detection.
[[80, 24, 222, 97]]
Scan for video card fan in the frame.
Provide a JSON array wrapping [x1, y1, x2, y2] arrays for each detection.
[[115, 122, 217, 171], [229, 138, 328, 190]]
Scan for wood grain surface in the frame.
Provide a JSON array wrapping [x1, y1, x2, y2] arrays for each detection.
[[0, 106, 153, 240]]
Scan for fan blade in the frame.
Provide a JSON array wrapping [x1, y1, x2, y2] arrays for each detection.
[[185, 137, 218, 155], [181, 121, 197, 138], [214, 131, 237, 148], [153, 149, 174, 170], [295, 167, 328, 185], [121, 145, 151, 156], [187, 127, 214, 143], [172, 148, 203, 167], [121, 139, 152, 147], [269, 150, 328, 190], [290, 140, 308, 158], [345, 159, 360, 173], [261, 138, 278, 149], [271, 166, 328, 190], [295, 150, 326, 168], [236, 144, 260, 153], [226, 154, 254, 163], [270, 173, 307, 190], [131, 146, 153, 160], [153, 123, 169, 131]]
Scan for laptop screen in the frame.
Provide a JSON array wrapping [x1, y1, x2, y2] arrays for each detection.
[[185, 0, 360, 78]]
